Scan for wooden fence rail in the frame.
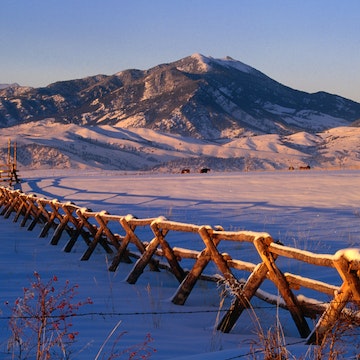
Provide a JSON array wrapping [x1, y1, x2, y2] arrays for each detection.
[[0, 139, 20, 186], [1, 186, 359, 345]]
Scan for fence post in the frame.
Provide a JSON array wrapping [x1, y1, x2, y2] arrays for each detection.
[[13, 193, 26, 223], [0, 189, 15, 216], [253, 236, 311, 338], [307, 252, 360, 344], [50, 213, 70, 245], [27, 199, 50, 231], [151, 220, 186, 283], [217, 261, 269, 333], [38, 200, 57, 238], [126, 217, 169, 284], [61, 206, 88, 251], [3, 190, 21, 218], [76, 210, 114, 261], [126, 235, 161, 284], [0, 188, 9, 210], [19, 194, 36, 227], [172, 243, 214, 305], [109, 216, 159, 272]]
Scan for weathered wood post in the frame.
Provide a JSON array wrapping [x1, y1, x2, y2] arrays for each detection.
[[172, 240, 215, 305], [307, 249, 360, 344], [76, 209, 114, 260], [28, 198, 50, 231], [3, 190, 21, 218], [217, 261, 270, 333], [126, 217, 169, 284], [254, 236, 311, 338], [109, 215, 159, 272], [20, 194, 39, 227], [13, 192, 27, 223], [38, 200, 58, 238], [150, 219, 186, 283]]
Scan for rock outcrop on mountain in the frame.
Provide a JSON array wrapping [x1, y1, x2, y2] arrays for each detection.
[[1, 54, 360, 139]]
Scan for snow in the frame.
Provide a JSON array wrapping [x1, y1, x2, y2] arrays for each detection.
[[285, 132, 322, 147], [3, 120, 360, 171], [1, 169, 360, 359], [186, 54, 255, 75], [263, 103, 296, 115], [334, 248, 360, 263], [213, 56, 254, 74], [284, 111, 350, 131], [175, 53, 211, 73]]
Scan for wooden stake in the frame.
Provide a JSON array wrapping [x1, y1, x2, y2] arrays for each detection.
[[151, 221, 185, 283], [254, 237, 311, 338], [218, 262, 269, 333]]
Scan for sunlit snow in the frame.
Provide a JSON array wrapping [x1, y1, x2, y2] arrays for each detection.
[[1, 169, 360, 359]]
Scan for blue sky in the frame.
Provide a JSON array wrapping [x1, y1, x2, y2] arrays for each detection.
[[1, 0, 359, 102]]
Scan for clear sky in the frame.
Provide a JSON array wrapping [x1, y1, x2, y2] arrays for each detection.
[[1, 0, 359, 102]]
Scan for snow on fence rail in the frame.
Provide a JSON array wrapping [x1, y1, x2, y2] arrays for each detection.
[[1, 186, 360, 345]]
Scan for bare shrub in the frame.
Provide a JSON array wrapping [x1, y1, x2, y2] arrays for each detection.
[[7, 271, 92, 360]]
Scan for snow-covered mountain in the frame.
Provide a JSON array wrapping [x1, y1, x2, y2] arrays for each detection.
[[1, 54, 360, 172], [1, 54, 360, 138]]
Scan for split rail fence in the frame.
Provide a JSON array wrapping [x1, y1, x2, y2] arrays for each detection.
[[0, 139, 20, 186], [1, 186, 360, 345]]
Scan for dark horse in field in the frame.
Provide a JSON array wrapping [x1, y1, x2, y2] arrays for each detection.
[[200, 168, 211, 173]]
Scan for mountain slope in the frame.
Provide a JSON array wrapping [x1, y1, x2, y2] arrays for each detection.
[[1, 54, 360, 139], [1, 120, 360, 172]]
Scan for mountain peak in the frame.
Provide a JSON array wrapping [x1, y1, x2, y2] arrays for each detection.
[[1, 54, 360, 140], [190, 52, 209, 62], [172, 53, 212, 73], [184, 53, 256, 75]]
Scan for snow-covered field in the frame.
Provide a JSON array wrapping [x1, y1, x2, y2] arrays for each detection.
[[1, 169, 360, 359]]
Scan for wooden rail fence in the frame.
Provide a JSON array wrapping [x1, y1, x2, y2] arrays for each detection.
[[0, 139, 20, 186], [1, 186, 359, 345]]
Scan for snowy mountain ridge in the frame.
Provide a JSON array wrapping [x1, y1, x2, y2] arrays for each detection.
[[1, 54, 360, 139], [177, 53, 255, 75], [1, 54, 360, 171]]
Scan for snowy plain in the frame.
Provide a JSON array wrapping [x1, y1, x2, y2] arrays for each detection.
[[1, 169, 360, 359]]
